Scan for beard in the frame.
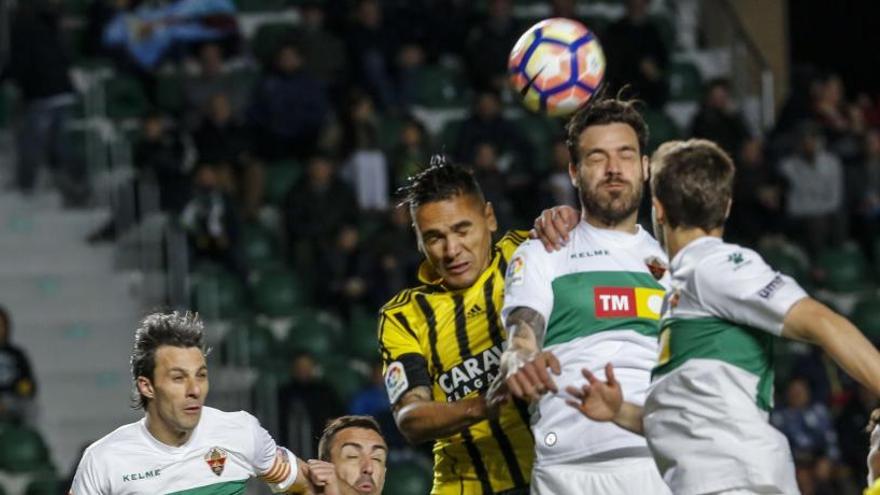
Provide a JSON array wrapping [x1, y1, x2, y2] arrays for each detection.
[[579, 176, 643, 227]]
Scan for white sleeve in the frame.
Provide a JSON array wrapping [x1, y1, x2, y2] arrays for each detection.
[[69, 448, 107, 495], [244, 412, 299, 493], [501, 240, 556, 326], [694, 248, 808, 336]]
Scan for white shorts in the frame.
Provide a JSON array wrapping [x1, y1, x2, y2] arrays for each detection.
[[531, 455, 672, 495]]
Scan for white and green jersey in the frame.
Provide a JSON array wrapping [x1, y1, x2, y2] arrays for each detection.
[[646, 236, 808, 495], [70, 407, 298, 495], [502, 221, 669, 466]]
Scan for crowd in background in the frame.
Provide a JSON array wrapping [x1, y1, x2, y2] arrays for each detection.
[[4, 0, 880, 493]]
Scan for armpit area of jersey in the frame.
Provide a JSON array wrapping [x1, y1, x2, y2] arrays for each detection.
[[384, 353, 431, 405]]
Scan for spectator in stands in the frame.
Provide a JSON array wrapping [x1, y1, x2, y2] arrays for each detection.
[[294, 1, 348, 97], [315, 225, 377, 317], [727, 138, 784, 246], [541, 140, 578, 209], [471, 142, 514, 230], [277, 351, 344, 459], [773, 377, 842, 466], [390, 117, 431, 190], [180, 163, 244, 276], [344, 0, 400, 110], [341, 92, 390, 211], [247, 42, 330, 161], [369, 205, 420, 302], [778, 121, 846, 256], [463, 0, 521, 92], [193, 93, 264, 219], [454, 90, 533, 170], [848, 129, 880, 259], [690, 78, 751, 157], [603, 0, 669, 108], [283, 155, 359, 270], [183, 42, 251, 129], [0, 307, 37, 421], [347, 362, 405, 450], [7, 0, 88, 207]]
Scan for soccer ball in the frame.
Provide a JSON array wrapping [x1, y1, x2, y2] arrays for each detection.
[[508, 18, 606, 117]]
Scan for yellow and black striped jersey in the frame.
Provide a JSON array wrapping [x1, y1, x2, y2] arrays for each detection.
[[379, 230, 535, 495]]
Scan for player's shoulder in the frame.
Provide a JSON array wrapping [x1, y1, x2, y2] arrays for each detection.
[[497, 229, 531, 256], [81, 420, 145, 462], [690, 239, 769, 283], [201, 406, 258, 429], [380, 286, 422, 314]]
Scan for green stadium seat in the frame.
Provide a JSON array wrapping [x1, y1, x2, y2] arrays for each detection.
[[223, 320, 280, 365], [0, 425, 51, 472], [25, 472, 59, 495], [264, 160, 303, 205], [104, 76, 150, 119], [650, 14, 677, 51], [156, 73, 186, 115], [377, 116, 406, 152], [643, 109, 681, 153], [851, 293, 880, 342], [412, 66, 470, 108], [250, 270, 308, 317], [348, 308, 378, 360], [384, 460, 433, 495], [241, 222, 281, 270], [439, 119, 463, 151], [510, 114, 560, 173], [321, 355, 366, 402], [282, 310, 342, 357], [251, 23, 298, 65], [668, 61, 703, 103], [761, 245, 810, 289], [190, 264, 248, 318], [815, 244, 871, 292]]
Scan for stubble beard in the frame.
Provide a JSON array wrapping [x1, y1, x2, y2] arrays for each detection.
[[580, 177, 643, 228]]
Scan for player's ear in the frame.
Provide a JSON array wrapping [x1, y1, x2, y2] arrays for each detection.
[[651, 197, 666, 224], [137, 376, 155, 400], [568, 161, 578, 188], [724, 197, 732, 220], [641, 155, 650, 181], [484, 201, 498, 233]]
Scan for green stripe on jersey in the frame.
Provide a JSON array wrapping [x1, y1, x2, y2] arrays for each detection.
[[545, 271, 664, 347], [653, 317, 775, 411], [167, 479, 247, 495]]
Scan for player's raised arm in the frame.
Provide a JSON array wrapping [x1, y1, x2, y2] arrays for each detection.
[[782, 297, 880, 395]]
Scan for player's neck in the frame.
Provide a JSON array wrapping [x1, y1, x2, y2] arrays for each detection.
[[582, 211, 640, 234], [666, 227, 722, 260], [145, 410, 194, 447]]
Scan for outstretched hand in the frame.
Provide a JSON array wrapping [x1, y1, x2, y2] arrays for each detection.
[[530, 205, 579, 252], [501, 349, 562, 403], [565, 363, 623, 422]]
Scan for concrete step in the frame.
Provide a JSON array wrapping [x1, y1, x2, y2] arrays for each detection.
[[0, 272, 135, 313], [17, 319, 139, 375], [0, 243, 116, 276]]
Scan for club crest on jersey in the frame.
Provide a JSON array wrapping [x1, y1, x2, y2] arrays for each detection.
[[205, 447, 228, 476], [506, 256, 525, 287], [644, 256, 667, 280]]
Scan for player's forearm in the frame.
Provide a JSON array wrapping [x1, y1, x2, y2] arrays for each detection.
[[612, 402, 646, 436], [505, 307, 546, 353], [784, 298, 880, 395], [395, 396, 488, 444]]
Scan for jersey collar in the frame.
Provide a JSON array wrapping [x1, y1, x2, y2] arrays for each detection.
[[670, 236, 722, 274], [416, 247, 500, 292]]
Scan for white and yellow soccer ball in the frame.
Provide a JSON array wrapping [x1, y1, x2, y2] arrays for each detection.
[[508, 18, 606, 117]]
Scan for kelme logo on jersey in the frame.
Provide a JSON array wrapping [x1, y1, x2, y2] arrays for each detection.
[[593, 287, 664, 320], [122, 469, 161, 482], [205, 447, 228, 476], [438, 345, 502, 401]]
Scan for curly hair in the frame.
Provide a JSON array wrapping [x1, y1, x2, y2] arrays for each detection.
[[396, 154, 485, 211]]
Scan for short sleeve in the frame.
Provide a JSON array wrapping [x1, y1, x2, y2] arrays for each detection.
[[70, 448, 107, 495], [694, 248, 808, 336], [246, 412, 299, 493], [378, 311, 431, 405], [501, 240, 556, 325]]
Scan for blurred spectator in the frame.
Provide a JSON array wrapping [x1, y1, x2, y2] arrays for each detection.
[[603, 0, 669, 108], [811, 74, 865, 163], [390, 117, 431, 190], [182, 42, 251, 128], [341, 92, 390, 211], [315, 226, 376, 316], [836, 386, 878, 486], [454, 90, 533, 170], [283, 155, 359, 268], [471, 142, 514, 230], [192, 93, 264, 218], [277, 352, 344, 459], [180, 164, 244, 276], [293, 2, 348, 95], [848, 129, 880, 259], [247, 43, 330, 161], [778, 122, 846, 256], [727, 138, 784, 246], [541, 140, 577, 209], [463, 0, 520, 92], [369, 205, 420, 302], [773, 377, 841, 467], [0, 307, 37, 421], [345, 0, 400, 110], [7, 0, 88, 206], [348, 361, 405, 449], [690, 78, 751, 157]]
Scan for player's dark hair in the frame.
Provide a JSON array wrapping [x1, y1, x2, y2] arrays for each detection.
[[650, 139, 735, 231], [318, 415, 385, 461], [565, 96, 649, 164], [130, 311, 208, 410], [397, 154, 485, 211]]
